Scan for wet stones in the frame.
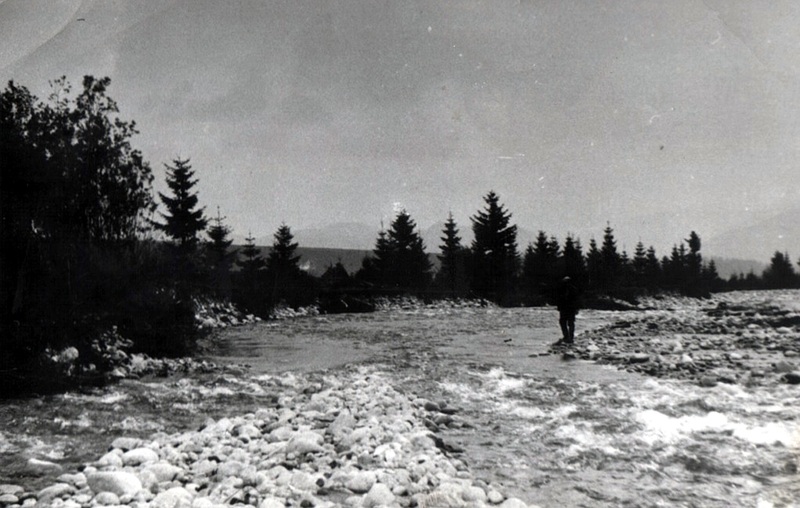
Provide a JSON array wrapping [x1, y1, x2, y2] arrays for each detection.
[[571, 291, 800, 387], [8, 367, 528, 508]]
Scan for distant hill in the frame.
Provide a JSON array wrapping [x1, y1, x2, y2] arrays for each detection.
[[232, 245, 440, 278], [239, 219, 778, 280], [291, 222, 378, 251], [232, 245, 370, 277], [707, 257, 767, 280], [704, 206, 800, 263]]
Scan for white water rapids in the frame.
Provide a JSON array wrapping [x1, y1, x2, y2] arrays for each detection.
[[1, 303, 798, 507]]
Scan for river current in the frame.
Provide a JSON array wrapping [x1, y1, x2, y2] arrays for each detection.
[[1, 306, 798, 507]]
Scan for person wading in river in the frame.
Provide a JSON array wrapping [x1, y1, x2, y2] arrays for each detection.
[[554, 276, 581, 345]]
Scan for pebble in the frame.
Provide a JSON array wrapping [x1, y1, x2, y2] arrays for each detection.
[[11, 367, 518, 508], [565, 292, 800, 387], [87, 471, 142, 497], [25, 458, 63, 476]]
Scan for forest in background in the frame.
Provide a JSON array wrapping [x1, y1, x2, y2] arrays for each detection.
[[3, 76, 799, 395]]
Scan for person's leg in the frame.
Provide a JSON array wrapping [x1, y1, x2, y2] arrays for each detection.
[[559, 312, 570, 341], [567, 316, 576, 342]]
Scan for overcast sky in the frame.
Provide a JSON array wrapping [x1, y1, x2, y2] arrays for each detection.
[[2, 0, 799, 256]]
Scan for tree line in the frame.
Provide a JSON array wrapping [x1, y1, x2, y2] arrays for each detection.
[[351, 192, 724, 305], [3, 76, 799, 392]]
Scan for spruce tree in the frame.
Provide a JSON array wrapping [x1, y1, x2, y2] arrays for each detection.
[[369, 227, 394, 286], [763, 251, 796, 289], [156, 158, 207, 254], [586, 238, 602, 290], [267, 224, 301, 278], [207, 207, 235, 266], [205, 207, 236, 297], [438, 213, 466, 293], [644, 246, 662, 288], [235, 232, 267, 314], [632, 242, 648, 286], [470, 191, 518, 302], [266, 224, 303, 304], [387, 210, 432, 289], [702, 259, 723, 292], [524, 231, 558, 291], [686, 231, 703, 284], [599, 224, 621, 289], [561, 234, 586, 282]]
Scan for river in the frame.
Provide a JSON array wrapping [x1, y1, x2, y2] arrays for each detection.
[[1, 305, 798, 507]]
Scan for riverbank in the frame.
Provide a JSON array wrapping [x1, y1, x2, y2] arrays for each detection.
[[554, 290, 800, 388], [0, 366, 533, 508], [3, 291, 799, 508]]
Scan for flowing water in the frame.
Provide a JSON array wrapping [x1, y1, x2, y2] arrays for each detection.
[[2, 306, 798, 507], [213, 307, 800, 507]]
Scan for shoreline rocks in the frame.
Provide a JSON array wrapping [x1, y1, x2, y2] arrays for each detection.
[[555, 291, 800, 387], [2, 367, 535, 508]]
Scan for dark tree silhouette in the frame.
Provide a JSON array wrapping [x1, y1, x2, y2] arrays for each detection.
[[437, 213, 468, 294], [155, 158, 207, 254], [205, 207, 236, 297], [599, 224, 621, 289], [586, 238, 602, 290], [234, 232, 267, 314], [470, 191, 518, 302], [632, 242, 649, 286], [561, 234, 586, 282], [387, 210, 432, 289], [686, 231, 703, 281], [266, 223, 304, 305], [644, 246, 662, 288], [763, 251, 797, 289], [359, 212, 431, 291], [522, 231, 559, 295]]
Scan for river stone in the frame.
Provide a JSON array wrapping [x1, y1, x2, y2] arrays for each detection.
[[345, 471, 377, 493], [0, 485, 23, 496], [93, 491, 121, 505], [362, 483, 394, 508], [499, 498, 529, 508], [775, 361, 796, 373], [629, 353, 650, 364], [191, 497, 215, 508], [37, 483, 74, 503], [784, 372, 800, 384], [285, 431, 324, 454], [96, 450, 124, 468], [423, 401, 441, 412], [0, 493, 19, 504], [191, 459, 218, 477], [123, 447, 159, 466], [289, 471, 319, 491], [487, 489, 505, 504], [215, 460, 245, 479], [142, 463, 182, 483], [258, 498, 285, 508], [234, 423, 262, 440], [463, 484, 488, 503], [111, 437, 142, 451], [150, 487, 194, 508], [87, 471, 143, 497], [25, 458, 63, 476], [269, 425, 295, 442], [57, 472, 87, 489], [416, 490, 462, 507]]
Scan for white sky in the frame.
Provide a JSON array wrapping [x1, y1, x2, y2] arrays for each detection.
[[2, 0, 799, 257]]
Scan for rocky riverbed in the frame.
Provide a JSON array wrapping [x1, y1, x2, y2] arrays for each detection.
[[555, 290, 800, 388], [2, 291, 799, 508], [1, 367, 531, 508]]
